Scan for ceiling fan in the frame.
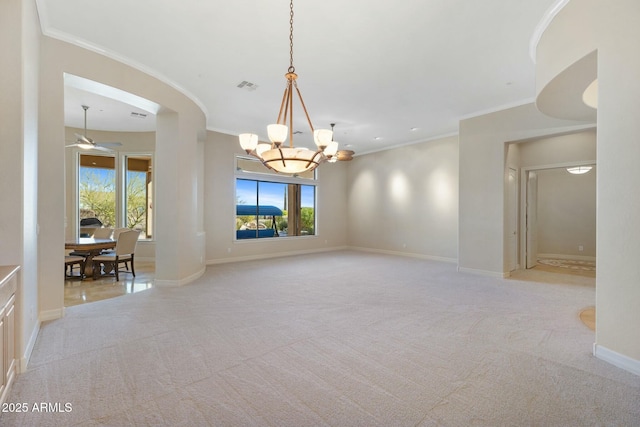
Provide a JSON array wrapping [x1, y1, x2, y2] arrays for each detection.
[[334, 149, 354, 161], [65, 105, 122, 152], [327, 123, 354, 162]]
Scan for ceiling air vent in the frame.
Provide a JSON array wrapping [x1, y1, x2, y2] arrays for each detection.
[[130, 111, 147, 119], [237, 81, 258, 91]]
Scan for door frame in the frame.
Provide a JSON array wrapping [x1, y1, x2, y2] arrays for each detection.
[[519, 160, 596, 271]]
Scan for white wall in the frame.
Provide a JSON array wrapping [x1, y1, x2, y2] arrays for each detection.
[[536, 0, 640, 369], [203, 131, 349, 263], [346, 136, 459, 261], [0, 0, 41, 372]]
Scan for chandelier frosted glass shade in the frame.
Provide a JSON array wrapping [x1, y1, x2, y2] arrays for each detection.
[[261, 147, 323, 174], [255, 142, 271, 157], [267, 124, 288, 144], [313, 129, 333, 149], [323, 140, 339, 158], [239, 133, 259, 152]]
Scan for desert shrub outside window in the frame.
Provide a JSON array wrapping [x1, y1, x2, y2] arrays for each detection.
[[78, 153, 153, 240]]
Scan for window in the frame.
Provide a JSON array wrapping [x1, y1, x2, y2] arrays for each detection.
[[235, 156, 316, 240], [125, 156, 153, 239], [78, 153, 153, 239], [79, 154, 116, 229]]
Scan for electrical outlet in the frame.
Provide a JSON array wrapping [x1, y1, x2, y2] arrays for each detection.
[[578, 245, 584, 251]]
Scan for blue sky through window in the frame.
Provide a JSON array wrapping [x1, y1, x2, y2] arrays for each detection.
[[236, 179, 315, 209], [79, 167, 115, 191]]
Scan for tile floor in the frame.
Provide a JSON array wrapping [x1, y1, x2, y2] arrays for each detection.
[[64, 260, 155, 307]]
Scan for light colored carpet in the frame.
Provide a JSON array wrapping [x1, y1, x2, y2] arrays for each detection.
[[3, 251, 639, 426]]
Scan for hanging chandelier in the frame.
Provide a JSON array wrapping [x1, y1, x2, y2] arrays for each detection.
[[238, 0, 336, 175]]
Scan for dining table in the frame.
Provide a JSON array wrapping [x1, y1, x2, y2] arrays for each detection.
[[65, 237, 116, 277]]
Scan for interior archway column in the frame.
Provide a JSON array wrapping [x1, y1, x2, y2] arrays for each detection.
[[154, 111, 206, 286], [536, 0, 640, 374]]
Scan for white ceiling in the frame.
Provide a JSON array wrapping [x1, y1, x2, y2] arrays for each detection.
[[38, 0, 558, 154]]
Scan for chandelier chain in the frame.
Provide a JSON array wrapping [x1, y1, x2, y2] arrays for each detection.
[[288, 0, 295, 73], [237, 0, 346, 174]]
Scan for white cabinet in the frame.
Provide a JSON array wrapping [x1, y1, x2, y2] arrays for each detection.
[[0, 266, 18, 405]]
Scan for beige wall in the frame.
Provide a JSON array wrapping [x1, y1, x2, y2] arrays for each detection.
[[203, 131, 349, 263], [39, 36, 206, 317], [536, 0, 640, 369], [514, 130, 597, 261], [346, 136, 459, 261], [518, 130, 597, 168], [458, 103, 590, 276], [537, 167, 596, 258]]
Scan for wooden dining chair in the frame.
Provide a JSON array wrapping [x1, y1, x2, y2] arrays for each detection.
[[65, 255, 86, 280], [92, 229, 140, 281]]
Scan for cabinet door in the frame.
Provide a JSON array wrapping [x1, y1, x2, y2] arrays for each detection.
[[0, 312, 5, 399], [5, 298, 15, 385]]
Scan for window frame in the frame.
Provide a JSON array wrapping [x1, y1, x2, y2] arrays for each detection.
[[75, 150, 155, 241], [235, 155, 318, 241], [122, 152, 154, 240]]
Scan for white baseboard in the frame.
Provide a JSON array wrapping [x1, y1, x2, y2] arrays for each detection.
[[39, 307, 64, 322], [19, 320, 40, 373], [457, 266, 509, 278], [594, 343, 640, 377], [206, 246, 348, 265], [349, 246, 457, 264], [154, 266, 206, 287]]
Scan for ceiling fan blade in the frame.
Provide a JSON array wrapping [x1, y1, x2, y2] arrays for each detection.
[[75, 133, 93, 144], [65, 142, 112, 152], [336, 150, 354, 161], [92, 145, 113, 152]]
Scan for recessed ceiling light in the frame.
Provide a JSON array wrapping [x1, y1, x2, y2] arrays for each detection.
[[410, 127, 419, 131], [374, 136, 382, 140]]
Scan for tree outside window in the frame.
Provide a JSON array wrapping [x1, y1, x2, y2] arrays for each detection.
[[78, 154, 153, 239]]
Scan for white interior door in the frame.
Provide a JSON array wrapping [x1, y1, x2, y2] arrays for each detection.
[[507, 168, 518, 271], [526, 171, 538, 268]]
